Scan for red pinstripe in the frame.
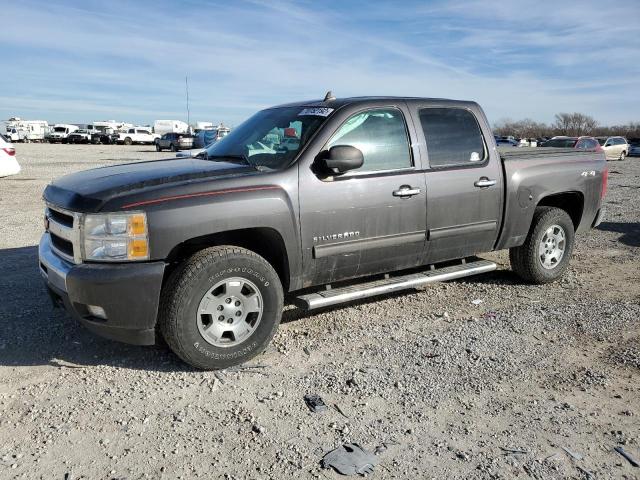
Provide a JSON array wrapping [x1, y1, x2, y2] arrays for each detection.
[[121, 185, 280, 209]]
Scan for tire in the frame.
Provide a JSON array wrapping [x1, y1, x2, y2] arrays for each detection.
[[155, 143, 162, 152], [509, 206, 575, 284], [620, 151, 626, 161], [170, 143, 177, 152], [124, 137, 132, 146], [159, 246, 284, 370]]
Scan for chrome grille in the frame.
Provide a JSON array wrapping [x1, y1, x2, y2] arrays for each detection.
[[46, 204, 82, 264]]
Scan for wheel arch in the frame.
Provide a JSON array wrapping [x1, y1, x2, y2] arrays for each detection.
[[165, 227, 291, 291], [536, 191, 584, 230]]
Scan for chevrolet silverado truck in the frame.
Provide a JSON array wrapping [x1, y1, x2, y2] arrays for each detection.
[[39, 96, 607, 370]]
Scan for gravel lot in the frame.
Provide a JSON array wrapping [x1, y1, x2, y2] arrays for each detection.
[[0, 144, 639, 479]]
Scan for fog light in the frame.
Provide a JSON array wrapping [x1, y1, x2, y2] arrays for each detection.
[[87, 305, 107, 319]]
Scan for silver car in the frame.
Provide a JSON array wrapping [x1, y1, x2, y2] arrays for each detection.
[[627, 138, 640, 157], [596, 136, 629, 161]]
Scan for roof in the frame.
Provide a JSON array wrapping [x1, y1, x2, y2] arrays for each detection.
[[271, 96, 476, 109]]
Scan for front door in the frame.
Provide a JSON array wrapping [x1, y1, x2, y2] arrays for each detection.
[[410, 105, 503, 264], [299, 106, 427, 286]]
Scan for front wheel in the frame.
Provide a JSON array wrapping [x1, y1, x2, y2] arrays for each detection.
[[155, 143, 161, 152], [509, 206, 575, 284], [123, 137, 132, 145], [159, 246, 284, 370]]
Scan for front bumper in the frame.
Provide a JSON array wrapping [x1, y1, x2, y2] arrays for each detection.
[[39, 233, 165, 345]]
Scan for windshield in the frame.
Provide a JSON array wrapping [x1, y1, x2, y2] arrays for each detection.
[[204, 106, 332, 170], [54, 127, 67, 133]]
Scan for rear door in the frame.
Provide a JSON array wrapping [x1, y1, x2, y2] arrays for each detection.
[[409, 104, 503, 263], [299, 104, 427, 286]]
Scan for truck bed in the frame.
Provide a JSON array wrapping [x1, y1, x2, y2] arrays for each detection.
[[496, 146, 606, 251]]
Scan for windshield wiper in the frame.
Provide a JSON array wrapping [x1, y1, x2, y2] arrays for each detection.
[[202, 153, 271, 171], [204, 154, 250, 164]]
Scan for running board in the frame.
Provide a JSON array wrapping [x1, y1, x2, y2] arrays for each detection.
[[295, 259, 497, 310]]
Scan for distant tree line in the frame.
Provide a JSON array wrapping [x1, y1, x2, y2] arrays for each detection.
[[493, 113, 640, 139]]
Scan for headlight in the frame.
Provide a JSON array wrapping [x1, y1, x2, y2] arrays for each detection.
[[82, 212, 149, 261]]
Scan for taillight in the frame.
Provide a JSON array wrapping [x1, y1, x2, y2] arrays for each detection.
[[2, 147, 15, 156], [601, 168, 608, 199]]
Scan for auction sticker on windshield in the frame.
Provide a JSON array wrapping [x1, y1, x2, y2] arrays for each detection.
[[298, 107, 333, 117]]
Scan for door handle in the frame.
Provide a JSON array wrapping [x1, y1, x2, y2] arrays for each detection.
[[393, 186, 421, 197], [474, 178, 496, 188]]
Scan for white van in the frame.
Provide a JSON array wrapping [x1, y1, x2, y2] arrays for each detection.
[[48, 124, 79, 143]]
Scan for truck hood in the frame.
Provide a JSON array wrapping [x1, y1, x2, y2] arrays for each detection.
[[44, 158, 257, 212]]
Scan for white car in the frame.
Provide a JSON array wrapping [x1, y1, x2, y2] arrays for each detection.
[[0, 134, 21, 177], [597, 136, 629, 161], [118, 128, 159, 145]]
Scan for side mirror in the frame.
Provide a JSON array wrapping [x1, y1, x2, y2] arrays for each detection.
[[317, 145, 364, 175]]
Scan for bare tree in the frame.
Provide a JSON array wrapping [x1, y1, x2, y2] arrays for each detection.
[[552, 113, 597, 136], [495, 114, 638, 140]]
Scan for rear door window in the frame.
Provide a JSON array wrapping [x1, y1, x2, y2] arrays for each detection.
[[327, 108, 412, 172], [419, 108, 486, 168]]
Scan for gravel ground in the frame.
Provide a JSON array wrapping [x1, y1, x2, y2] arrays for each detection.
[[0, 144, 639, 479]]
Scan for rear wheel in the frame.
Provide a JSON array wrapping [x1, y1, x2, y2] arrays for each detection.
[[509, 206, 575, 284], [170, 143, 177, 152], [620, 151, 626, 161], [159, 246, 284, 370], [155, 143, 162, 152]]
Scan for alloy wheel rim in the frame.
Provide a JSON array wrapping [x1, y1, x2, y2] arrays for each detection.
[[538, 224, 566, 270], [196, 277, 263, 348]]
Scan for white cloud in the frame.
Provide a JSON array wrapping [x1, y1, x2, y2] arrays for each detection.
[[1, 0, 639, 125]]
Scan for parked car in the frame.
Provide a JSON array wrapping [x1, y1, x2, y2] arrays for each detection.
[[39, 96, 608, 370], [538, 136, 603, 152], [627, 138, 640, 157], [67, 129, 94, 144], [0, 133, 20, 177], [118, 128, 159, 145], [91, 131, 120, 145], [596, 136, 629, 161], [496, 138, 518, 147], [156, 132, 194, 152]]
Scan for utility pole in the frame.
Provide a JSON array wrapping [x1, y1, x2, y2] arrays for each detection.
[[185, 75, 190, 129]]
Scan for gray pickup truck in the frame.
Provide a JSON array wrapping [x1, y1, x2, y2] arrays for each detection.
[[40, 95, 607, 369]]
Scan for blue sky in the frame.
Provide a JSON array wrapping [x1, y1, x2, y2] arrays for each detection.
[[2, 0, 639, 127]]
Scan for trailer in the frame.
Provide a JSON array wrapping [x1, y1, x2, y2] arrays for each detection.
[[4, 119, 49, 142], [153, 120, 189, 135]]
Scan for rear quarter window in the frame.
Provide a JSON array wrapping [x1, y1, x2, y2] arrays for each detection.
[[419, 108, 486, 168]]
